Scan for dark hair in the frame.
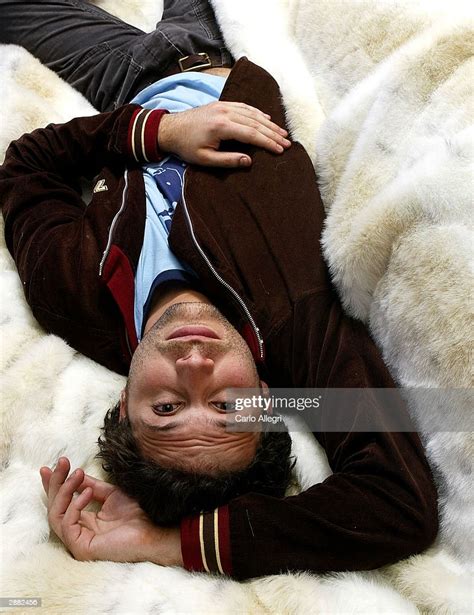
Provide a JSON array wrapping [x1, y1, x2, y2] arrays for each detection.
[[97, 403, 294, 525]]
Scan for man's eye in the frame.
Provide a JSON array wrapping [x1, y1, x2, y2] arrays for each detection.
[[212, 401, 237, 412], [152, 403, 181, 415]]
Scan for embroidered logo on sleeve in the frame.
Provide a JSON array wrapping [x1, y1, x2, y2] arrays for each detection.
[[93, 179, 109, 193]]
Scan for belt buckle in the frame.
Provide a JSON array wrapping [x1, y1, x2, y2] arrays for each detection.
[[178, 52, 212, 73]]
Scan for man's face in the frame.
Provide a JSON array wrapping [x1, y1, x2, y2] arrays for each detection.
[[121, 303, 262, 474]]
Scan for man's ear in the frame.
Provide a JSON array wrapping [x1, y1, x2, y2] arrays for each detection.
[[119, 389, 127, 421], [260, 380, 270, 396]]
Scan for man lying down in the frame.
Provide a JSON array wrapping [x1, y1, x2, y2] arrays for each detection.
[[0, 0, 438, 579]]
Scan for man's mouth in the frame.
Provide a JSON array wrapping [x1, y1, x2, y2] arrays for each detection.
[[166, 326, 221, 341]]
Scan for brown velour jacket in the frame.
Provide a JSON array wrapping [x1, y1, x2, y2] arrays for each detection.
[[0, 58, 438, 579]]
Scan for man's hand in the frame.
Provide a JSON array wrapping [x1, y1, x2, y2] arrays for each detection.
[[39, 457, 182, 567], [158, 101, 291, 167]]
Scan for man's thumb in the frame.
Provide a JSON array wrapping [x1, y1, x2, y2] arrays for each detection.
[[202, 151, 252, 168], [238, 155, 252, 167]]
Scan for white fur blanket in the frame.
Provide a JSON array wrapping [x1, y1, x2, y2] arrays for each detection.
[[1, 0, 472, 613]]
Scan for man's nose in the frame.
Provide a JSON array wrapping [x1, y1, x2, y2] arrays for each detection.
[[175, 350, 215, 379]]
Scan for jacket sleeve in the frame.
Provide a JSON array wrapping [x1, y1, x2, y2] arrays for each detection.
[[180, 292, 439, 579], [0, 104, 168, 265], [0, 105, 168, 372], [0, 105, 167, 272]]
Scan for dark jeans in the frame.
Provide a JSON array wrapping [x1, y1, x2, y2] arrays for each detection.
[[0, 0, 232, 111]]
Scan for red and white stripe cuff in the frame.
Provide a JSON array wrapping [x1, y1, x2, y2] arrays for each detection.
[[127, 107, 169, 163], [181, 506, 232, 575]]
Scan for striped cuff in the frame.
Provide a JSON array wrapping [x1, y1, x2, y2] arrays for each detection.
[[181, 506, 232, 575], [127, 107, 169, 163]]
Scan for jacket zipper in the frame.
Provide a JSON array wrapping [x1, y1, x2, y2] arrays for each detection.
[[99, 170, 129, 276], [97, 167, 264, 361], [181, 169, 264, 361]]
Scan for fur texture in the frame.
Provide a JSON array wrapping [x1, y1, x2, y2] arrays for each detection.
[[1, 0, 472, 612]]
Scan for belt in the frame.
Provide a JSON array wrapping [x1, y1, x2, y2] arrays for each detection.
[[163, 52, 234, 77]]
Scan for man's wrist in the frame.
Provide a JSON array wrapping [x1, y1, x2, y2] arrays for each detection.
[[143, 525, 183, 567], [157, 113, 175, 155]]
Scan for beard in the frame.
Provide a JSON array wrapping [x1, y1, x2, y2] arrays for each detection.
[[128, 302, 259, 384], [146, 302, 233, 335]]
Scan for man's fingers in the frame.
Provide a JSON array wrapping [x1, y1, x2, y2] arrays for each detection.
[[39, 466, 52, 495], [41, 467, 110, 502], [47, 457, 70, 504], [220, 102, 288, 136], [229, 114, 291, 151], [62, 487, 94, 560], [220, 122, 289, 155], [76, 474, 115, 503], [48, 468, 85, 537], [210, 101, 291, 153], [62, 487, 93, 538], [225, 103, 289, 137], [200, 151, 252, 168]]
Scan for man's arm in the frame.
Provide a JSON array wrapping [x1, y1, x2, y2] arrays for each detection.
[[0, 102, 290, 371], [0, 104, 160, 293], [40, 459, 183, 567], [180, 295, 439, 579], [181, 437, 438, 580], [0, 101, 289, 266]]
